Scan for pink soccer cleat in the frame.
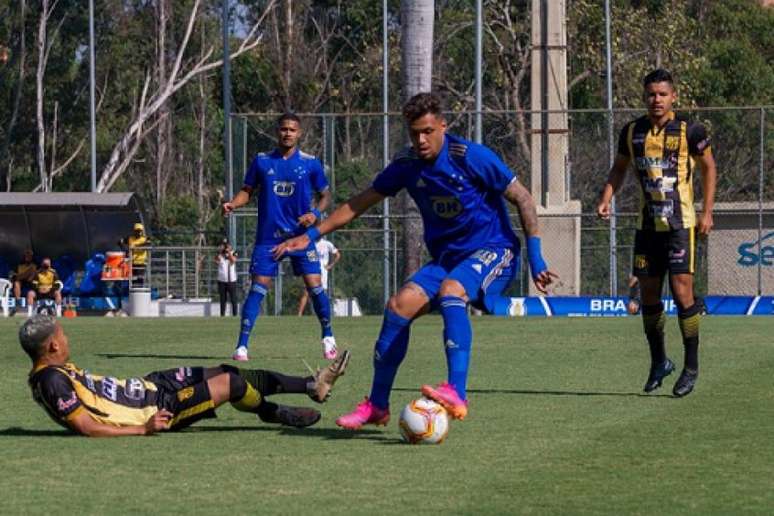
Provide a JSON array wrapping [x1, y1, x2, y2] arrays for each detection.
[[335, 397, 390, 430], [420, 382, 469, 420]]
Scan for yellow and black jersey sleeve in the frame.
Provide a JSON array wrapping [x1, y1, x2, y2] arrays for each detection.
[[617, 122, 634, 158], [686, 122, 711, 156], [30, 368, 84, 425]]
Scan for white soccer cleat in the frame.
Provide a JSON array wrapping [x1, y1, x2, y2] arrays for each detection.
[[321, 336, 337, 360], [232, 346, 249, 362]]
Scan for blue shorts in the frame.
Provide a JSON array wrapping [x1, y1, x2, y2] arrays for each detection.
[[250, 243, 322, 277], [408, 247, 519, 306]]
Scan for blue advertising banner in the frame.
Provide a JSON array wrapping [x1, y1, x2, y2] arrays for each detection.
[[505, 296, 774, 317]]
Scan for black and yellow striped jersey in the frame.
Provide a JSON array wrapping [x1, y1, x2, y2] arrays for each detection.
[[32, 268, 61, 292], [29, 363, 160, 429], [617, 112, 711, 232]]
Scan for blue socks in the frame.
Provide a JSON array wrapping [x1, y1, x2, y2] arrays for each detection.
[[440, 296, 472, 400], [369, 309, 411, 409], [307, 285, 333, 338], [237, 282, 267, 349]]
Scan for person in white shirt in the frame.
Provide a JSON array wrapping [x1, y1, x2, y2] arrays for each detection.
[[215, 239, 239, 316], [297, 237, 341, 316]]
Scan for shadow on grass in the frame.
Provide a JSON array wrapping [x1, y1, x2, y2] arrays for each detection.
[[187, 425, 391, 441], [96, 353, 304, 361], [97, 353, 227, 361], [392, 387, 672, 398], [0, 427, 75, 437]]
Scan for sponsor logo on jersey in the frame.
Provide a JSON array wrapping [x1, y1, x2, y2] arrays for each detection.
[[273, 181, 296, 197], [177, 387, 195, 402], [471, 263, 483, 274], [635, 157, 671, 171], [416, 178, 427, 188], [306, 250, 319, 262], [267, 168, 275, 175], [643, 176, 677, 193], [430, 196, 462, 219], [445, 339, 458, 349], [57, 392, 78, 411]]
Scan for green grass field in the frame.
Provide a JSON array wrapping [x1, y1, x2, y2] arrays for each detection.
[[1, 315, 772, 515]]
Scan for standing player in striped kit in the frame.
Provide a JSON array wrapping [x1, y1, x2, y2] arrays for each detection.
[[597, 69, 717, 397], [274, 93, 556, 429]]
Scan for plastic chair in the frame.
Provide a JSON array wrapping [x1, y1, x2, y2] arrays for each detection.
[[0, 278, 11, 317]]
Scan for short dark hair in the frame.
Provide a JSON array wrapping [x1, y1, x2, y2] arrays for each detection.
[[643, 69, 674, 89], [276, 112, 301, 127], [402, 92, 444, 122], [19, 315, 57, 360]]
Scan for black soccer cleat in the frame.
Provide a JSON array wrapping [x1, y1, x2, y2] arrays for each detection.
[[275, 405, 322, 428], [643, 358, 675, 393], [672, 369, 698, 398]]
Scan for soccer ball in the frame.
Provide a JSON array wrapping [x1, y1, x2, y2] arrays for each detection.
[[398, 397, 449, 444]]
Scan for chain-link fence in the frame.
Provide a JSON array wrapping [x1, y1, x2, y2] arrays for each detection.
[[227, 107, 773, 314]]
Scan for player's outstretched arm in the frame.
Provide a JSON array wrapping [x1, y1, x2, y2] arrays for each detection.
[[68, 409, 172, 437], [222, 189, 252, 216], [273, 187, 384, 259], [503, 179, 558, 294], [596, 154, 630, 220], [695, 148, 717, 235]]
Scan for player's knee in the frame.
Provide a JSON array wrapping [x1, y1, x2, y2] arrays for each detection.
[[439, 279, 466, 299]]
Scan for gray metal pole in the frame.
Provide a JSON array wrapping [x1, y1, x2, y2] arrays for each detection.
[[605, 0, 617, 296], [222, 0, 235, 245], [474, 0, 483, 143], [382, 0, 391, 304], [758, 107, 765, 295], [88, 0, 97, 192], [540, 0, 549, 207]]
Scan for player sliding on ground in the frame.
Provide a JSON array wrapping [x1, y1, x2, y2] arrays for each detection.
[[20, 315, 350, 437], [273, 92, 557, 429]]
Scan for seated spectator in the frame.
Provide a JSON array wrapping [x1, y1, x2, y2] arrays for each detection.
[[26, 257, 63, 317], [12, 249, 37, 303], [119, 223, 151, 287]]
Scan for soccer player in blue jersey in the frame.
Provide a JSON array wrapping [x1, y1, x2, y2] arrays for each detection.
[[273, 93, 557, 429], [223, 113, 337, 361]]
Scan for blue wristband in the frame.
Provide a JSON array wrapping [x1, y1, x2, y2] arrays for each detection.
[[526, 236, 547, 279], [311, 208, 321, 220], [305, 227, 321, 242]]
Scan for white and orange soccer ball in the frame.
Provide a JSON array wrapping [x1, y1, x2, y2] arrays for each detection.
[[398, 397, 450, 444]]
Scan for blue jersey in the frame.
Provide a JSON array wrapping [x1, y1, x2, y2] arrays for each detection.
[[372, 134, 519, 265], [243, 148, 329, 245]]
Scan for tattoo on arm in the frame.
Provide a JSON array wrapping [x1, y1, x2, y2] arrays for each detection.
[[504, 180, 540, 237]]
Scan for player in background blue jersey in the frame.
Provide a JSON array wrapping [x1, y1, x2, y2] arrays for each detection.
[[223, 113, 337, 362], [273, 93, 557, 429]]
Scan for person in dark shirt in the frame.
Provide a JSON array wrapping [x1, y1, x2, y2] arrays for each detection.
[[597, 69, 717, 397]]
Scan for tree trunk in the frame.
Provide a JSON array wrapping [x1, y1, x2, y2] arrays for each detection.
[[155, 0, 171, 210], [36, 0, 49, 191], [400, 0, 434, 278]]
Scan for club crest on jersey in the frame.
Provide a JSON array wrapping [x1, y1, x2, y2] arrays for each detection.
[[665, 136, 679, 150], [273, 181, 295, 197], [430, 196, 462, 219], [306, 250, 319, 262], [634, 254, 648, 270]]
